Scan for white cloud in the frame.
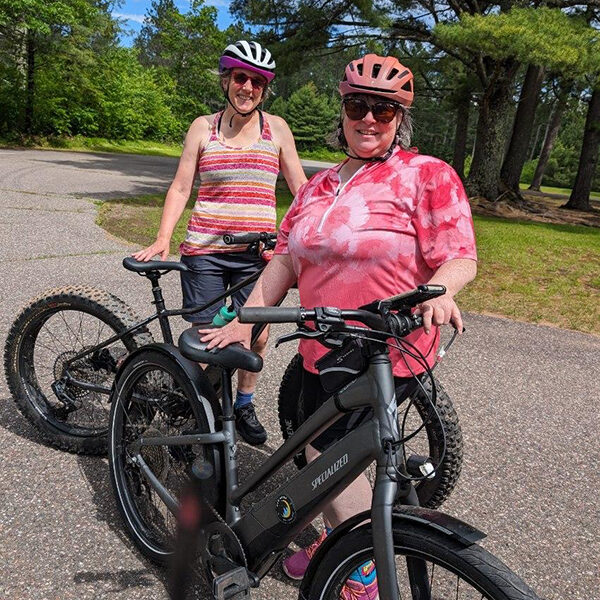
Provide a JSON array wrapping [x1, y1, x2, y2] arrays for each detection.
[[205, 0, 231, 7], [113, 12, 147, 24]]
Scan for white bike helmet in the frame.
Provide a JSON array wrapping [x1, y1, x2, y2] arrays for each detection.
[[219, 40, 276, 82]]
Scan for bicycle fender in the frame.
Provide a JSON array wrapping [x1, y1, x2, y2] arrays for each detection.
[[298, 507, 486, 599], [115, 342, 221, 429]]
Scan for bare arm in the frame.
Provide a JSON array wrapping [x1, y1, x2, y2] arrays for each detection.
[[416, 258, 477, 334], [132, 116, 210, 261], [267, 114, 307, 196], [199, 254, 297, 349]]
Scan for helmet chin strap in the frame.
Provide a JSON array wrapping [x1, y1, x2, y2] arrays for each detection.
[[224, 89, 257, 127], [342, 140, 396, 163]]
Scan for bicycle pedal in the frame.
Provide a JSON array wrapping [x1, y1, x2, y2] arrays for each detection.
[[212, 566, 252, 599]]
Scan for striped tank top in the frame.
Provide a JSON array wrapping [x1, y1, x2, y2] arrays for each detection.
[[180, 111, 279, 255]]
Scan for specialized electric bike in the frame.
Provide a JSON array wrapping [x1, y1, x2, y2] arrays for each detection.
[[107, 286, 540, 600]]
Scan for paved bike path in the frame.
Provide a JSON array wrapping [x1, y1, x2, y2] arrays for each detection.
[[0, 149, 598, 600]]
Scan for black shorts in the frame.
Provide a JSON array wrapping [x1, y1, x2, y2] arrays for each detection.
[[300, 368, 419, 452], [180, 252, 265, 323]]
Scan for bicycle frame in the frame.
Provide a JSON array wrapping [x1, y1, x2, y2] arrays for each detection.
[[60, 265, 264, 395], [130, 347, 414, 600]]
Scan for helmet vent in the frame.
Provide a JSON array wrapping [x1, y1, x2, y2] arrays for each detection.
[[357, 63, 363, 76], [401, 81, 412, 92], [388, 68, 399, 80], [372, 63, 381, 78]]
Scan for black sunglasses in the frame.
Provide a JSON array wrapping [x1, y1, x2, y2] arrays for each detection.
[[343, 98, 401, 123], [232, 72, 266, 90]]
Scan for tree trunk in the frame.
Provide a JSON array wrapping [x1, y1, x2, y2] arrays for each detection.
[[529, 84, 570, 191], [466, 60, 520, 200], [24, 29, 35, 135], [501, 64, 545, 191], [563, 87, 600, 211], [529, 123, 543, 161], [452, 94, 470, 180]]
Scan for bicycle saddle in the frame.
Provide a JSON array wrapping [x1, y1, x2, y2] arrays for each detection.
[[178, 327, 263, 373], [122, 257, 189, 273]]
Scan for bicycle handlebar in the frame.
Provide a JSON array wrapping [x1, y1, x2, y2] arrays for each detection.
[[238, 285, 444, 338], [223, 232, 277, 245], [238, 306, 423, 338]]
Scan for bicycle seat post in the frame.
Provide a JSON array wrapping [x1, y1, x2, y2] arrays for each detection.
[[147, 272, 173, 344]]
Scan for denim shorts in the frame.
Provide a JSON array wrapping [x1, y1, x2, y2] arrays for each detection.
[[180, 252, 265, 323]]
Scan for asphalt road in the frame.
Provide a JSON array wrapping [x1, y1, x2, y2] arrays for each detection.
[[1, 148, 598, 600]]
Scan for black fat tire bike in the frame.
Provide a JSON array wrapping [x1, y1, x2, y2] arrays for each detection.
[[4, 286, 154, 454]]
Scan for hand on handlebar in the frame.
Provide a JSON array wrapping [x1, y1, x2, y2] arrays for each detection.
[[198, 319, 253, 350], [414, 295, 463, 335], [132, 237, 171, 262]]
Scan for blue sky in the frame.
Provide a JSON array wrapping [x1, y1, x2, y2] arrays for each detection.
[[112, 0, 234, 46]]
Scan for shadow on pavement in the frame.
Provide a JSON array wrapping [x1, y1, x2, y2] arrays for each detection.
[[73, 569, 156, 592], [76, 454, 172, 595], [75, 436, 317, 596], [0, 393, 51, 447], [27, 151, 178, 180]]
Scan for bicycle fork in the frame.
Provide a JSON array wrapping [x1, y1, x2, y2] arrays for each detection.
[[368, 355, 422, 600]]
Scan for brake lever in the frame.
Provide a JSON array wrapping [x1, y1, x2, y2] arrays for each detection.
[[275, 328, 324, 348]]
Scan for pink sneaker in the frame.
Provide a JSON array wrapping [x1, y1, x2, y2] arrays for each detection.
[[341, 561, 378, 600], [282, 529, 328, 580]]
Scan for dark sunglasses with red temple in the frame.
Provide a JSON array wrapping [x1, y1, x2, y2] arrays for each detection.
[[232, 72, 267, 90], [343, 98, 402, 123]]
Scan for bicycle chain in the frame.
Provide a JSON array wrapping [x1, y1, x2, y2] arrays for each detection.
[[201, 484, 248, 571]]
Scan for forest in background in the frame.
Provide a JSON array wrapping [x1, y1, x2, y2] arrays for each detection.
[[1, 0, 599, 210]]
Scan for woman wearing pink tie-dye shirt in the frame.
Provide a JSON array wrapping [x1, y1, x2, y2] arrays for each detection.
[[200, 53, 477, 598]]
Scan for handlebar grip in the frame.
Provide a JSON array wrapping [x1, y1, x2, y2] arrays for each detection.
[[387, 312, 423, 337], [223, 232, 277, 245], [223, 233, 252, 245], [238, 307, 303, 323]]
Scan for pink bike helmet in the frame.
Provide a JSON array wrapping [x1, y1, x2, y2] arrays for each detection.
[[219, 40, 276, 82], [339, 54, 414, 107]]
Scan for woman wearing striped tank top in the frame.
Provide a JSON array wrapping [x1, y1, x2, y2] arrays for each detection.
[[133, 40, 307, 445]]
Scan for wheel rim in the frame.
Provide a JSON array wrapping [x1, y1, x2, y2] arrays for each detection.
[[18, 308, 130, 437], [111, 361, 207, 557], [321, 546, 497, 599]]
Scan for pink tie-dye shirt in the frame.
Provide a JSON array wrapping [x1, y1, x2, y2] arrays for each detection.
[[274, 147, 477, 377]]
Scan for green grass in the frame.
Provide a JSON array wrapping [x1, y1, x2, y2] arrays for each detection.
[[0, 134, 345, 162], [98, 189, 600, 335], [520, 182, 600, 200], [298, 147, 345, 162], [97, 180, 296, 252], [0, 135, 183, 157], [458, 215, 599, 333]]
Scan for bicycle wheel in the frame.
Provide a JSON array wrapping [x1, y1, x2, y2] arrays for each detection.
[[277, 354, 462, 509], [109, 349, 220, 565], [4, 286, 153, 454], [303, 522, 540, 600]]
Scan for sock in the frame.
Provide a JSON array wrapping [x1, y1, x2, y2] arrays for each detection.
[[348, 560, 376, 584], [235, 390, 254, 409]]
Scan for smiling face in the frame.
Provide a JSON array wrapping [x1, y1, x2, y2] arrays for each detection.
[[223, 67, 267, 113], [341, 94, 402, 159]]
